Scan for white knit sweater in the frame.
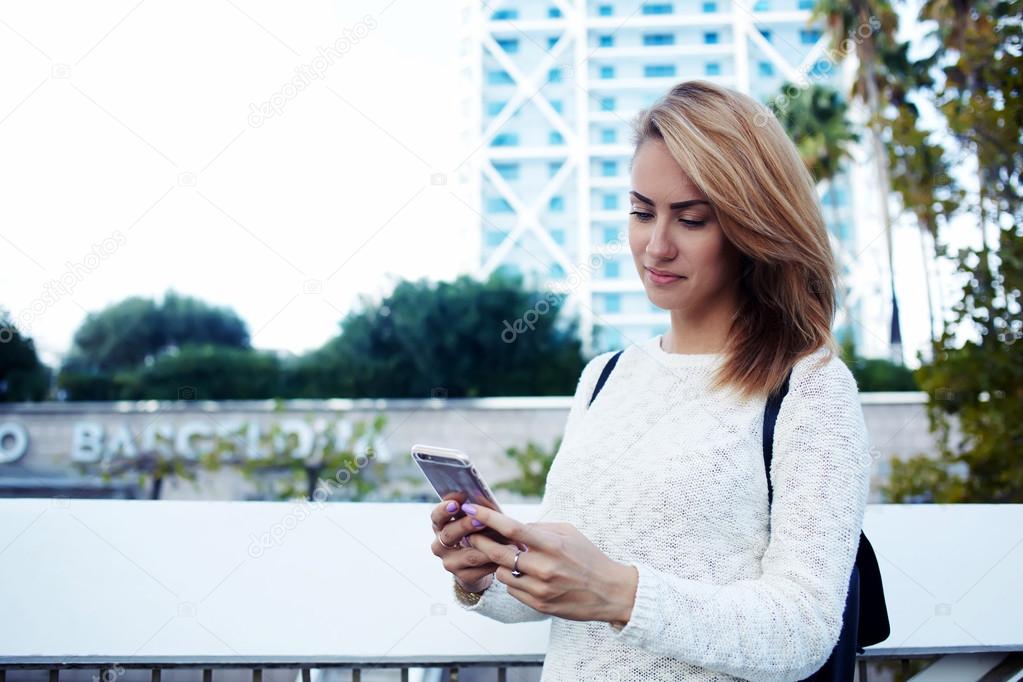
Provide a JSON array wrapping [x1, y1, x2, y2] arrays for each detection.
[[456, 334, 873, 681]]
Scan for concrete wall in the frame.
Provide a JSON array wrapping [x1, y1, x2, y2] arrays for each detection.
[[0, 393, 953, 503]]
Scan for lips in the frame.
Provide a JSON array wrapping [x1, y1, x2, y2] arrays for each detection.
[[646, 267, 686, 285], [647, 267, 684, 278]]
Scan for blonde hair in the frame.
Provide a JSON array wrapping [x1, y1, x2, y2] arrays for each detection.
[[630, 79, 840, 400]]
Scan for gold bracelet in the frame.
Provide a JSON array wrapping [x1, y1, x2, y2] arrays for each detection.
[[453, 578, 487, 605]]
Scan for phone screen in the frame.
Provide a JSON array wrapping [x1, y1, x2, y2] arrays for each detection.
[[412, 446, 518, 547]]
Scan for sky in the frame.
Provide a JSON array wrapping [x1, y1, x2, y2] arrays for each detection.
[[0, 0, 982, 371]]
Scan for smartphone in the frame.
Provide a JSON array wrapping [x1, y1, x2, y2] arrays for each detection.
[[411, 443, 520, 547]]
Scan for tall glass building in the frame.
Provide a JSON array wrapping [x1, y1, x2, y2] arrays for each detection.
[[460, 0, 873, 356]]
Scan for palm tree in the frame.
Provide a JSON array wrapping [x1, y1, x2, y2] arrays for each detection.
[[886, 106, 960, 345], [813, 0, 904, 363], [773, 82, 859, 229], [773, 82, 861, 340]]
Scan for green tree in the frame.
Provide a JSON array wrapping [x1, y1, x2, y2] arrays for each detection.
[[814, 0, 905, 361], [0, 309, 52, 401], [285, 272, 586, 398], [118, 344, 283, 400], [772, 81, 858, 230], [838, 336, 918, 392], [884, 0, 1023, 503], [62, 290, 249, 374], [493, 438, 562, 499], [59, 290, 253, 399]]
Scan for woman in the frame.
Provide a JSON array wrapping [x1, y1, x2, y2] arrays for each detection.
[[430, 80, 872, 681]]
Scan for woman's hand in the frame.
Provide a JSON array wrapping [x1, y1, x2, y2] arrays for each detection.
[[429, 494, 501, 593], [460, 502, 639, 626]]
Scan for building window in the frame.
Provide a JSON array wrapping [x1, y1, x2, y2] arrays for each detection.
[[548, 6, 562, 17], [601, 160, 618, 177], [548, 160, 563, 177], [705, 62, 721, 76], [604, 260, 620, 278], [798, 0, 814, 8], [800, 29, 822, 44], [641, 3, 673, 14], [496, 38, 519, 53], [598, 34, 614, 47], [548, 36, 559, 48], [548, 67, 562, 83], [492, 9, 518, 19], [601, 128, 617, 143], [702, 1, 717, 11], [759, 28, 772, 42], [596, 325, 623, 350], [550, 130, 564, 144], [598, 4, 613, 15], [551, 99, 563, 113], [486, 197, 513, 213], [604, 293, 622, 312], [487, 70, 514, 85], [485, 230, 506, 246], [550, 195, 565, 211], [600, 65, 615, 79], [491, 132, 519, 146], [550, 228, 566, 245], [550, 263, 566, 278], [485, 100, 506, 115], [810, 59, 833, 78], [644, 64, 676, 77], [753, 0, 769, 10], [603, 226, 620, 243], [493, 162, 519, 180], [703, 31, 719, 44], [822, 186, 847, 205], [643, 33, 674, 46], [600, 97, 615, 111], [602, 193, 618, 210], [758, 61, 774, 77]]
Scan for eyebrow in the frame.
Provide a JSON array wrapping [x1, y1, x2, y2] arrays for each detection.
[[629, 190, 710, 210]]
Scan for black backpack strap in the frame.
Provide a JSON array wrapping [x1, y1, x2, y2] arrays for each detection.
[[588, 349, 624, 408], [762, 367, 793, 507]]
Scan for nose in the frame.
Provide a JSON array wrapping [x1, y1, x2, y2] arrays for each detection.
[[645, 215, 676, 260]]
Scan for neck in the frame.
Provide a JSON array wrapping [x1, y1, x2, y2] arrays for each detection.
[[664, 286, 740, 354]]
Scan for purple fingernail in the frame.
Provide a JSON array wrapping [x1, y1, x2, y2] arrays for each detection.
[[462, 503, 477, 515], [471, 519, 483, 527], [446, 501, 458, 512]]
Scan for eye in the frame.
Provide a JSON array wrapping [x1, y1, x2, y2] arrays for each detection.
[[628, 210, 653, 221], [680, 219, 706, 227]]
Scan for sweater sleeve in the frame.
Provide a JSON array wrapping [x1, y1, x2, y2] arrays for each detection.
[[455, 351, 616, 622], [606, 351, 873, 681]]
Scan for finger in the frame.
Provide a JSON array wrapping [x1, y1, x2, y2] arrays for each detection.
[[468, 538, 548, 600], [437, 510, 494, 548], [430, 494, 467, 531], [496, 565, 548, 605], [468, 530, 532, 565], [461, 503, 557, 552]]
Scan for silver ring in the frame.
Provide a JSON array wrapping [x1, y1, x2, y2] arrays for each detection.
[[511, 548, 524, 577], [437, 533, 461, 550]]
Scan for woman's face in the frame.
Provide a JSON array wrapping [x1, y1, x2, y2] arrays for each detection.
[[628, 137, 744, 315]]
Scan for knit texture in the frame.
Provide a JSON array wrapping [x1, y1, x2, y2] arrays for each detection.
[[456, 334, 873, 681]]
